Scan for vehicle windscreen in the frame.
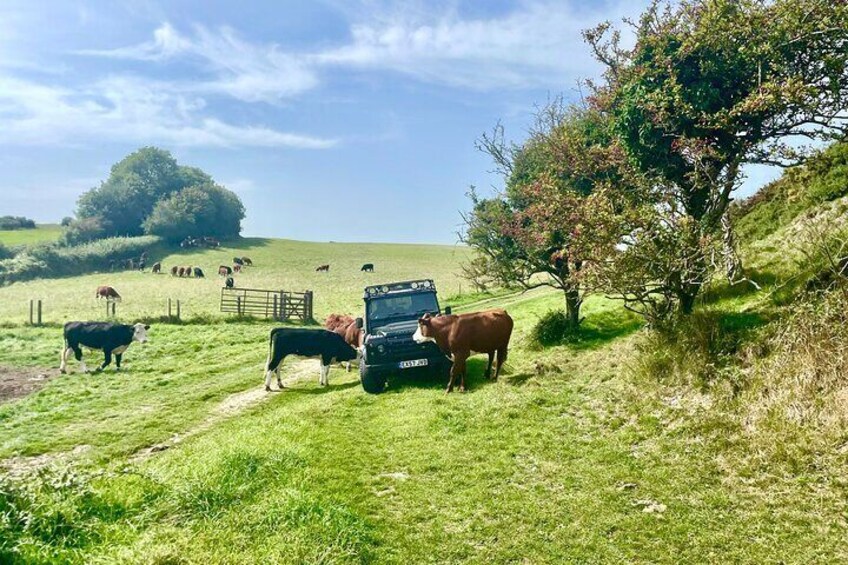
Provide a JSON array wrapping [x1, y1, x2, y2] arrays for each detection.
[[367, 292, 439, 323]]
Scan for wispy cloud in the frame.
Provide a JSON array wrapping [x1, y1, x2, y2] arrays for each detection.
[[0, 75, 337, 148], [78, 22, 318, 103]]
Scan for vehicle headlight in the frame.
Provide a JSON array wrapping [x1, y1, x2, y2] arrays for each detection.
[[423, 280, 431, 288], [377, 344, 385, 354]]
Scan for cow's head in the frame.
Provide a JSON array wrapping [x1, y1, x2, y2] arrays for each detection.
[[413, 313, 436, 344], [133, 323, 150, 343]]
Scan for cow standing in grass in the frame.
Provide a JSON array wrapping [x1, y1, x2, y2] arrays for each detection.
[[263, 328, 357, 391], [96, 286, 121, 301], [60, 321, 150, 373], [413, 310, 514, 393]]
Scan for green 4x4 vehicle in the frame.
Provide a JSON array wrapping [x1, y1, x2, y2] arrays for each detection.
[[355, 279, 452, 393]]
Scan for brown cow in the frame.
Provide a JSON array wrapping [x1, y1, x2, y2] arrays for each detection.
[[242, 257, 253, 266], [413, 309, 513, 393], [233, 264, 242, 273], [151, 262, 161, 274], [178, 267, 185, 277], [95, 286, 122, 302], [171, 265, 178, 276], [185, 266, 193, 277], [324, 314, 362, 371], [316, 264, 330, 272], [324, 314, 354, 332], [219, 265, 232, 276]]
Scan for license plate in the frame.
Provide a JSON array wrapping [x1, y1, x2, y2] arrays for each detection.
[[399, 359, 428, 369]]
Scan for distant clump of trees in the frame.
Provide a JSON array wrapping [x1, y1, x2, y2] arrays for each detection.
[[0, 216, 36, 230], [465, 0, 848, 326], [65, 147, 245, 245]]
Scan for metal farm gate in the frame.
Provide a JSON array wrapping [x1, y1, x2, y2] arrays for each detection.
[[220, 287, 314, 322]]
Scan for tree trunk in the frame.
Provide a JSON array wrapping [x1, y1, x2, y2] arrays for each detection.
[[564, 287, 582, 327], [678, 285, 699, 315], [721, 211, 743, 281]]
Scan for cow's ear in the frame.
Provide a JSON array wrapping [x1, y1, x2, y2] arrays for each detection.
[[144, 325, 150, 330]]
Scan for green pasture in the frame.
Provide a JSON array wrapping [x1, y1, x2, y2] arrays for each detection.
[[0, 238, 472, 325], [0, 224, 63, 247]]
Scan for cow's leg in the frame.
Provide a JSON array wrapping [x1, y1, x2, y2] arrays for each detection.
[[59, 346, 73, 373], [70, 346, 88, 373], [265, 348, 285, 392], [99, 351, 112, 372], [454, 352, 469, 393], [494, 347, 508, 380], [115, 353, 123, 371], [446, 355, 461, 393], [485, 351, 494, 379]]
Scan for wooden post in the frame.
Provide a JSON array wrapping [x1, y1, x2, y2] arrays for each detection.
[[304, 291, 313, 322], [237, 295, 242, 316], [111, 301, 116, 317], [29, 299, 34, 325], [168, 298, 172, 318], [273, 294, 278, 320], [37, 300, 42, 326], [176, 300, 181, 320]]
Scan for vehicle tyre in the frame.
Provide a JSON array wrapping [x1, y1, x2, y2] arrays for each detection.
[[360, 364, 387, 394]]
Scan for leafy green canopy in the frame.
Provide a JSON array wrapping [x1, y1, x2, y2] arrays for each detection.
[[73, 147, 243, 242]]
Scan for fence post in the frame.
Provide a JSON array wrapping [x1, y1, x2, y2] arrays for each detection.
[[168, 298, 172, 318], [29, 299, 34, 325], [37, 299, 42, 326], [304, 291, 313, 322], [273, 294, 278, 320], [176, 300, 181, 320], [237, 295, 242, 316]]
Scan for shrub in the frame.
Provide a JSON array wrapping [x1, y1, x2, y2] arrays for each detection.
[[62, 216, 110, 246], [0, 243, 13, 261], [0, 216, 36, 230], [635, 309, 764, 391], [529, 310, 580, 348], [0, 236, 160, 285]]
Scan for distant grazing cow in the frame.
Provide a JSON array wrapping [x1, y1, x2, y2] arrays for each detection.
[[185, 266, 193, 277], [361, 263, 374, 272], [263, 328, 358, 391], [170, 266, 178, 276], [95, 286, 121, 302], [413, 309, 514, 393], [60, 321, 149, 374], [225, 277, 234, 289], [242, 257, 253, 266], [178, 267, 185, 277], [233, 264, 242, 273], [219, 265, 233, 276], [194, 267, 204, 278], [316, 264, 330, 272], [233, 257, 244, 266], [151, 262, 161, 274]]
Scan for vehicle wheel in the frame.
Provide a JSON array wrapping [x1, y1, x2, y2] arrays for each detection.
[[360, 364, 386, 394]]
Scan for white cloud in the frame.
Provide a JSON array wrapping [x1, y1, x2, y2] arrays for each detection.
[[78, 22, 318, 103], [312, 2, 628, 89], [0, 75, 337, 149]]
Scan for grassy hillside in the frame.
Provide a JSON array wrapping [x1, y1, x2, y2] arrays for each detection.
[[0, 224, 63, 247], [0, 238, 472, 325], [6, 290, 845, 563]]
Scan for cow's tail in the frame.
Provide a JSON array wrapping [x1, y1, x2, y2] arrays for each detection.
[[265, 331, 276, 372]]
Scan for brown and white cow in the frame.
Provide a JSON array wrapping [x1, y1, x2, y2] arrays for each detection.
[[95, 286, 122, 302], [219, 265, 233, 276], [151, 262, 161, 274], [178, 267, 185, 277], [233, 264, 242, 274], [171, 265, 179, 276], [413, 309, 513, 393]]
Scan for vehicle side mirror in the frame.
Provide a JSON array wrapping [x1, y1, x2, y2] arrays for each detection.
[[355, 317, 363, 329], [443, 306, 452, 315]]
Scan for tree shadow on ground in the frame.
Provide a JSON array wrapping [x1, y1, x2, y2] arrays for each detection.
[[386, 357, 496, 394], [278, 380, 361, 395], [700, 267, 780, 304], [534, 307, 644, 352]]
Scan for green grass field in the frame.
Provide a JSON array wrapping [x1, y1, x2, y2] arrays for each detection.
[[2, 239, 847, 563], [0, 238, 472, 325], [0, 224, 63, 247]]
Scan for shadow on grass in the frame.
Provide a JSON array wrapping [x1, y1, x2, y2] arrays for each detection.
[[700, 267, 781, 304], [533, 307, 644, 352], [386, 357, 496, 394], [282, 380, 361, 395]]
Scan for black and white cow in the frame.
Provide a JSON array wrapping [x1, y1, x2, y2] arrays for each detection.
[[60, 321, 150, 374], [264, 328, 357, 391]]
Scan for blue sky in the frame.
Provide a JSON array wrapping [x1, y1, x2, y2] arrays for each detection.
[[0, 0, 781, 244]]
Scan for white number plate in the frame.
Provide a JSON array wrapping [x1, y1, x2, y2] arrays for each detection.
[[399, 359, 428, 369]]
